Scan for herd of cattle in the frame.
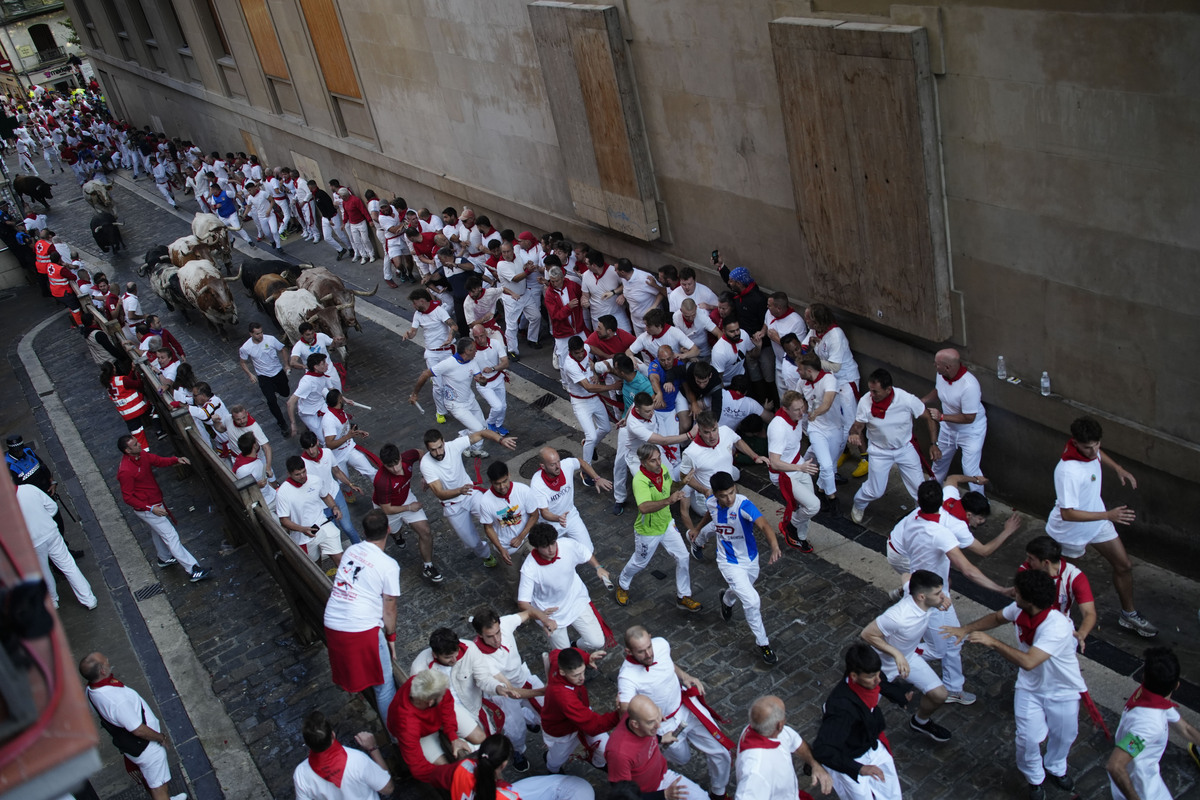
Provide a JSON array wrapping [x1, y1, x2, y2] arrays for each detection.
[[137, 212, 376, 353]]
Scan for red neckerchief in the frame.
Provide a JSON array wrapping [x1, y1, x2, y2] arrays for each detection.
[[539, 468, 567, 492], [570, 349, 589, 368], [1061, 439, 1096, 462], [456, 642, 469, 661], [424, 300, 442, 314], [632, 409, 654, 423], [734, 281, 757, 300], [492, 483, 513, 500], [327, 406, 350, 424], [286, 477, 306, 488], [942, 498, 969, 522], [639, 465, 664, 492], [870, 389, 895, 419], [721, 334, 742, 347], [88, 673, 126, 689], [804, 370, 830, 386], [692, 432, 716, 448], [475, 337, 491, 351], [531, 547, 559, 566], [917, 510, 941, 522], [301, 450, 322, 464], [680, 314, 695, 329], [1124, 684, 1177, 711], [307, 740, 348, 788], [624, 654, 656, 671], [728, 389, 746, 400], [944, 364, 968, 384], [768, 307, 795, 323], [1014, 607, 1052, 646], [846, 676, 881, 710], [232, 454, 258, 472], [474, 636, 509, 655], [774, 408, 798, 429], [304, 370, 325, 379], [739, 726, 781, 751], [592, 264, 610, 281]]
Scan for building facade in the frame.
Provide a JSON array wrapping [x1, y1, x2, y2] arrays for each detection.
[[62, 0, 1200, 566], [0, 0, 87, 98]]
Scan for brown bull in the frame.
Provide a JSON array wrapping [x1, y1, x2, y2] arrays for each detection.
[[274, 288, 350, 361], [179, 259, 241, 339], [296, 266, 377, 334], [253, 274, 291, 321]]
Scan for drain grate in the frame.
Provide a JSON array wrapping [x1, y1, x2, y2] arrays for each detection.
[[134, 583, 165, 601], [531, 393, 558, 410]]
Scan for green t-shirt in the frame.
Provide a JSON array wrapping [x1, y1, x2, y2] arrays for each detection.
[[621, 370, 653, 413], [632, 465, 672, 536]]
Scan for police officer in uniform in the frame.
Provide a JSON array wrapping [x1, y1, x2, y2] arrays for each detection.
[[6, 434, 84, 557]]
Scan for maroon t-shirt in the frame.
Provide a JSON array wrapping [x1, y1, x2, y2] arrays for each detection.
[[605, 715, 667, 791]]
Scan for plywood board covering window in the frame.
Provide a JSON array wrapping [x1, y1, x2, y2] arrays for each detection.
[[297, 0, 360, 99], [239, 0, 288, 79]]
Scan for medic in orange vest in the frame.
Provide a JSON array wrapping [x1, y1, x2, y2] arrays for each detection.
[[33, 230, 54, 296], [46, 252, 83, 327], [100, 361, 157, 452]]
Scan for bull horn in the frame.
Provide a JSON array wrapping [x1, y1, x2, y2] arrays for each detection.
[[298, 263, 315, 270], [352, 284, 379, 297], [223, 266, 243, 282], [336, 301, 353, 310], [305, 310, 321, 321], [320, 293, 334, 304]]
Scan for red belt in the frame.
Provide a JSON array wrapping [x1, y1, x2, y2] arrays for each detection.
[[428, 345, 455, 352], [677, 686, 734, 750], [481, 371, 507, 384]]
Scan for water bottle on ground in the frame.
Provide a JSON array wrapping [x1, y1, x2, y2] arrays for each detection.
[[1040, 371, 1051, 396]]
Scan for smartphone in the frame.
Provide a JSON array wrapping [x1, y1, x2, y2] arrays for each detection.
[[710, 249, 719, 264]]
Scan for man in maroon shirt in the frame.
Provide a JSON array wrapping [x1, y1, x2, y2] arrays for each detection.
[[606, 694, 706, 798], [337, 187, 375, 264], [116, 435, 210, 582], [387, 669, 470, 791], [542, 646, 618, 772], [406, 226, 439, 280]]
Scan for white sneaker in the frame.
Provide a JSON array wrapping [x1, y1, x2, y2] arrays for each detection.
[[170, 794, 188, 800], [944, 690, 977, 705], [850, 506, 864, 524]]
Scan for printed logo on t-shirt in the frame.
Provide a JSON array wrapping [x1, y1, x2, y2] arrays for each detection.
[[1117, 732, 1145, 758]]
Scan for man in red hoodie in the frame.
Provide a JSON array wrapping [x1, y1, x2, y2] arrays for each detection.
[[543, 259, 586, 377], [541, 646, 617, 773], [337, 187, 375, 264], [116, 435, 210, 582], [387, 669, 471, 791]]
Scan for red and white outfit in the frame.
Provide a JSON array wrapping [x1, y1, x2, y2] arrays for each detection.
[[418, 436, 490, 559], [562, 344, 612, 465], [807, 324, 860, 438], [1018, 559, 1094, 617], [410, 641, 504, 739], [667, 282, 719, 314], [471, 329, 508, 430], [616, 638, 732, 796], [475, 480, 537, 555], [86, 677, 172, 790], [107, 370, 152, 451], [764, 307, 807, 376], [372, 450, 427, 530], [619, 268, 663, 336], [412, 301, 456, 417], [767, 409, 820, 539], [710, 333, 754, 387], [293, 741, 390, 800], [734, 723, 808, 800], [118, 450, 200, 572], [432, 353, 486, 433], [1044, 440, 1119, 558], [931, 365, 988, 493], [474, 614, 545, 758], [1000, 604, 1086, 787], [189, 394, 235, 464], [717, 388, 763, 432], [544, 279, 586, 381], [275, 473, 342, 560], [680, 425, 742, 545], [801, 369, 844, 496], [293, 369, 338, 439], [321, 406, 378, 484], [530, 458, 593, 550], [851, 387, 927, 513], [581, 264, 630, 332], [673, 308, 717, 359], [628, 324, 694, 364], [613, 408, 669, 505], [542, 648, 617, 772], [324, 540, 400, 720], [870, 594, 945, 695], [497, 256, 541, 356], [605, 713, 707, 799], [450, 756, 593, 800], [18, 484, 96, 609], [1109, 686, 1181, 800], [234, 453, 276, 512], [518, 538, 607, 651]]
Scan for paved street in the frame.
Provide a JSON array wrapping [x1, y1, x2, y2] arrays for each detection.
[[7, 162, 1199, 799]]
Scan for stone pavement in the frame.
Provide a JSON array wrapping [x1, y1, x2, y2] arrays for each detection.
[[8, 158, 1200, 799]]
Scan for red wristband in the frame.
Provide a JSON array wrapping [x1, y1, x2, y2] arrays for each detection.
[[385, 632, 397, 642]]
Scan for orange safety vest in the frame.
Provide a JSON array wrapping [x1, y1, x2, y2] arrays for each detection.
[[34, 239, 53, 275], [110, 375, 148, 420], [47, 262, 72, 296]]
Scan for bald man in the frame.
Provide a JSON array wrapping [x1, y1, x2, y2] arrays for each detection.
[[736, 695, 832, 799], [605, 694, 707, 799], [921, 349, 987, 494]]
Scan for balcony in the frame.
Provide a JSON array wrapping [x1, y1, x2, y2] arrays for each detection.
[[19, 46, 68, 72], [0, 0, 64, 24]]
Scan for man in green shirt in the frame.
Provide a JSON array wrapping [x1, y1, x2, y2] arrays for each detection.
[[613, 354, 653, 413], [615, 443, 702, 612]]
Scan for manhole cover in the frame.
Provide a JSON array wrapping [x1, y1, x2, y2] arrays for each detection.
[[518, 449, 571, 479], [530, 393, 558, 410]]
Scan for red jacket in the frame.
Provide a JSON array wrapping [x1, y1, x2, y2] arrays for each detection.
[[541, 648, 618, 738], [544, 281, 585, 339], [142, 327, 185, 360], [117, 451, 179, 511], [340, 194, 369, 225], [387, 679, 458, 790]]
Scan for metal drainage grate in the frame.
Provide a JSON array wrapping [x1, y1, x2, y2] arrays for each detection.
[[530, 392, 559, 410], [134, 583, 165, 601]]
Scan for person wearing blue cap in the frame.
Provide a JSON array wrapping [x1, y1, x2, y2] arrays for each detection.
[[715, 257, 772, 402]]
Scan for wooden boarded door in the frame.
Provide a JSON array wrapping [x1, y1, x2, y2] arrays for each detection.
[[528, 2, 660, 241], [770, 18, 951, 340]]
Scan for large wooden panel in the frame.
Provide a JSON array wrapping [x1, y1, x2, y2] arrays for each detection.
[[238, 0, 288, 79], [296, 0, 360, 99], [770, 18, 950, 340], [528, 2, 660, 241]]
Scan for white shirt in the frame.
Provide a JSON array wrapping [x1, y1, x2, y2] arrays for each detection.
[[854, 387, 926, 451], [872, 595, 933, 667], [735, 724, 804, 800], [240, 335, 286, 376], [410, 641, 501, 717], [86, 682, 160, 736], [767, 412, 805, 468], [679, 427, 739, 492], [293, 748, 390, 800], [895, 515, 961, 590], [470, 332, 506, 386], [1045, 455, 1105, 545], [431, 354, 480, 405], [303, 448, 339, 497], [16, 484, 59, 548], [321, 409, 361, 461], [517, 537, 594, 626], [478, 613, 534, 687], [419, 436, 474, 506], [668, 283, 719, 313], [935, 369, 986, 432], [1109, 704, 1180, 800], [617, 637, 684, 733], [294, 372, 337, 416], [800, 371, 840, 434], [235, 457, 276, 509], [672, 310, 717, 357], [764, 309, 807, 365], [324, 541, 401, 633], [121, 293, 143, 334], [718, 391, 763, 431], [562, 346, 600, 398], [581, 266, 624, 320], [292, 333, 335, 368], [628, 325, 693, 360], [710, 335, 754, 387], [275, 475, 330, 536], [245, 189, 274, 217], [411, 303, 455, 352], [497, 258, 533, 298], [530, 459, 581, 522], [475, 482, 537, 552], [808, 326, 859, 388], [620, 269, 663, 325], [999, 605, 1086, 697], [618, 411, 658, 461], [464, 288, 504, 325]]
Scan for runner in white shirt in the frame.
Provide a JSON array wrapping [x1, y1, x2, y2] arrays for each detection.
[[615, 261, 665, 336], [710, 319, 760, 388], [1105, 648, 1200, 800], [17, 483, 96, 610], [275, 455, 343, 564], [679, 412, 769, 555], [288, 353, 338, 439], [120, 286, 144, 341], [580, 250, 631, 332], [419, 428, 516, 570], [233, 435, 277, 512], [518, 523, 612, 650], [293, 711, 392, 800], [860, 570, 955, 743], [464, 278, 505, 327], [410, 628, 496, 742], [496, 241, 542, 358], [563, 337, 615, 465], [848, 369, 932, 522], [245, 182, 282, 249], [614, 394, 692, 502], [673, 298, 718, 359], [689, 473, 781, 664], [766, 391, 820, 552], [944, 569, 1089, 797], [668, 267, 720, 313], [805, 303, 862, 444], [529, 447, 612, 552], [288, 327, 341, 380], [411, 337, 488, 453], [1021, 535, 1097, 650], [763, 293, 807, 377], [717, 377, 764, 432], [376, 202, 406, 284], [617, 628, 732, 799], [922, 348, 988, 494], [474, 461, 540, 564], [798, 352, 845, 507], [626, 308, 699, 363], [469, 608, 549, 769], [468, 323, 510, 434], [735, 695, 833, 800], [321, 389, 379, 484], [1043, 416, 1156, 637], [403, 288, 457, 421]]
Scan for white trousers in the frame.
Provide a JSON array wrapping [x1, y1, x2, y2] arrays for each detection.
[[347, 220, 373, 260], [771, 470, 821, 539], [18, 153, 37, 174], [252, 211, 281, 248], [618, 522, 691, 598], [612, 437, 632, 503], [510, 774, 594, 800], [920, 605, 964, 693], [554, 509, 593, 552], [655, 770, 706, 799], [502, 292, 541, 354], [447, 397, 487, 433], [443, 498, 490, 559], [476, 380, 508, 428], [322, 215, 350, 252], [37, 534, 97, 608], [545, 601, 605, 651], [717, 558, 767, 646], [663, 704, 731, 794], [835, 383, 858, 439], [1014, 688, 1079, 785], [932, 423, 987, 494], [335, 447, 378, 484], [498, 675, 545, 755], [808, 423, 845, 496], [219, 210, 253, 243], [299, 201, 318, 239], [156, 181, 176, 206], [423, 350, 453, 415], [853, 443, 924, 511], [570, 395, 612, 464], [133, 509, 198, 571], [827, 741, 902, 800], [543, 730, 608, 773]]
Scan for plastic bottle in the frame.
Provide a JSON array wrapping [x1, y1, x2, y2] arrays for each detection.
[[996, 356, 1007, 380], [1040, 371, 1051, 396]]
